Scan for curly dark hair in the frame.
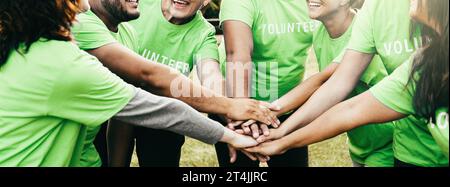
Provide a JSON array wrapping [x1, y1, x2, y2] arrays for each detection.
[[0, 0, 82, 66]]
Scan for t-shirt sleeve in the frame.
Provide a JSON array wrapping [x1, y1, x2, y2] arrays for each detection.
[[72, 12, 117, 50], [219, 0, 255, 28], [332, 48, 346, 63], [48, 50, 135, 127], [195, 27, 220, 62], [347, 0, 377, 54], [370, 60, 415, 115]]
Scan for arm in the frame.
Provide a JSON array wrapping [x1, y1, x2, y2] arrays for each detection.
[[86, 43, 275, 125], [275, 50, 375, 136], [247, 91, 406, 156], [112, 88, 258, 148], [273, 63, 339, 115], [197, 59, 226, 96], [223, 20, 253, 99]]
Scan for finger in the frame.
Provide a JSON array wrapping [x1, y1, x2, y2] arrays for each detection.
[[252, 109, 273, 125], [258, 106, 277, 127], [260, 124, 270, 137], [244, 147, 259, 153], [242, 151, 257, 161], [242, 120, 256, 127], [228, 146, 237, 163], [256, 135, 267, 143], [243, 126, 251, 135], [250, 124, 260, 139], [256, 154, 269, 162], [235, 129, 245, 134], [227, 123, 235, 130], [229, 120, 244, 127]]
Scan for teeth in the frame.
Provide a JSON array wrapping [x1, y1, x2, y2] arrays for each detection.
[[126, 0, 138, 3], [174, 0, 188, 5], [309, 2, 321, 7]]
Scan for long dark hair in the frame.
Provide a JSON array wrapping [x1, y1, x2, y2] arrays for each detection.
[[0, 0, 82, 67], [409, 0, 449, 121]]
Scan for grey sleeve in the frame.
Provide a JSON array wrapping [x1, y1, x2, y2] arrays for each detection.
[[112, 87, 225, 145]]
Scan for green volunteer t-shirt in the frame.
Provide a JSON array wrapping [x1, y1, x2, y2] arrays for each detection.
[[313, 14, 393, 166], [0, 40, 134, 167], [345, 0, 442, 166], [371, 60, 448, 166], [429, 108, 449, 159], [220, 0, 319, 102], [130, 0, 219, 76], [72, 10, 140, 167], [348, 0, 422, 74]]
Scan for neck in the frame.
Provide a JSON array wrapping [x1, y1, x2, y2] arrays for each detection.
[[320, 8, 355, 39], [89, 0, 121, 32], [161, 0, 196, 25]]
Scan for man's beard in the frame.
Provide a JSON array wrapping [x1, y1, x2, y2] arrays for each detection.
[[101, 0, 140, 22]]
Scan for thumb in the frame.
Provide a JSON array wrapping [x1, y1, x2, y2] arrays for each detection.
[[244, 146, 260, 153], [260, 101, 281, 111]]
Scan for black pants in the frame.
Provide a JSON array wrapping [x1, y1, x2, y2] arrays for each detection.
[[94, 124, 185, 167], [211, 114, 309, 167], [93, 122, 109, 167]]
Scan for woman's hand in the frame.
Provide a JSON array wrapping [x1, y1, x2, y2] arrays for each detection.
[[245, 140, 288, 157]]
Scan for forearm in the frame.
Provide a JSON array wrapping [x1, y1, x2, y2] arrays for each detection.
[[279, 92, 405, 150], [88, 44, 232, 115], [113, 88, 225, 145], [278, 51, 373, 134], [274, 64, 338, 115], [140, 62, 232, 115], [198, 59, 227, 96]]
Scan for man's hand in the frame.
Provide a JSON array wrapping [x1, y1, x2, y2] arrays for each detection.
[[226, 99, 281, 127]]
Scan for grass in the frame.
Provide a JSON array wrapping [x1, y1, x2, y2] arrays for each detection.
[[130, 49, 353, 167]]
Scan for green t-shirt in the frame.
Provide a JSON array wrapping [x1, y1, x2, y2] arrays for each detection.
[[371, 60, 449, 166], [313, 14, 393, 167], [72, 10, 140, 167], [429, 108, 449, 159], [0, 40, 134, 167], [345, 0, 443, 166], [220, 0, 319, 102], [348, 0, 422, 74], [130, 0, 219, 76]]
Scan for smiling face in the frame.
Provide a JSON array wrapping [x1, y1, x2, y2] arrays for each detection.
[[101, 0, 141, 22], [163, 0, 209, 19], [307, 0, 349, 21]]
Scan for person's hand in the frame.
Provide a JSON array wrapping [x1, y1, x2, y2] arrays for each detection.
[[227, 145, 270, 163], [254, 128, 287, 143], [226, 99, 281, 127], [228, 103, 281, 139], [221, 127, 258, 148], [244, 140, 288, 156]]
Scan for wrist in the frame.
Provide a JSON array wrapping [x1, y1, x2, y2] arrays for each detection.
[[220, 127, 236, 144]]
